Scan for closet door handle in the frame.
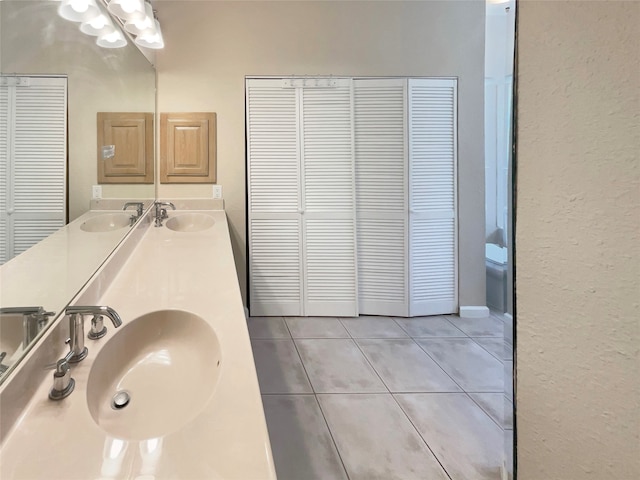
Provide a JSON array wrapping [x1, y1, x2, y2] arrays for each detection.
[[6, 208, 14, 215], [298, 209, 305, 215]]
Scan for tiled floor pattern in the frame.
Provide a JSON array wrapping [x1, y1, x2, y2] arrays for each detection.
[[249, 312, 514, 480]]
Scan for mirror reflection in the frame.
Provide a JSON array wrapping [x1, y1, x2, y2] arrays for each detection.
[[0, 0, 156, 381]]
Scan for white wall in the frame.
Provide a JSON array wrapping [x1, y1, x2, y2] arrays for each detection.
[[517, 2, 640, 478], [156, 0, 486, 306]]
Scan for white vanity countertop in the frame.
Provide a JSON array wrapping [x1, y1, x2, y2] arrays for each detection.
[[0, 210, 276, 480], [0, 209, 135, 308]]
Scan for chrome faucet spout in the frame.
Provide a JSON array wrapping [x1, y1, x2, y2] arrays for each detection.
[[64, 306, 123, 362], [153, 201, 176, 227]]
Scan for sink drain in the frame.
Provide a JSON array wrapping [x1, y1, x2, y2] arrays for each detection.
[[111, 390, 131, 410]]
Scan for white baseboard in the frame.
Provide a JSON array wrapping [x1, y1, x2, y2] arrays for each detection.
[[459, 306, 491, 318], [244, 307, 249, 319]]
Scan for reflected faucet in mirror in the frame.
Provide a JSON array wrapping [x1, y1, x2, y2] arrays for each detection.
[[123, 202, 145, 225], [0, 307, 57, 374]]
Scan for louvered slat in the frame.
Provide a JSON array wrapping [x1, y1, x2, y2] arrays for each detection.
[[247, 79, 303, 315], [13, 219, 64, 255], [304, 218, 357, 316], [354, 79, 408, 316], [301, 79, 357, 316], [0, 77, 67, 265], [0, 219, 6, 264], [13, 81, 66, 213], [247, 82, 299, 213], [301, 85, 354, 212], [408, 78, 457, 316], [249, 217, 302, 316], [0, 85, 8, 215]]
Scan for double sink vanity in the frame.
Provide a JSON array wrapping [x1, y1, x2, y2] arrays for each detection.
[[0, 200, 276, 479]]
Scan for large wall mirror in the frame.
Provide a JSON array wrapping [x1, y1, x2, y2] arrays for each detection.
[[0, 0, 156, 383]]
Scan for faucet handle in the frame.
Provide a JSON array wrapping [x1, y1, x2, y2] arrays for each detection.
[[88, 314, 107, 340], [47, 351, 75, 401]]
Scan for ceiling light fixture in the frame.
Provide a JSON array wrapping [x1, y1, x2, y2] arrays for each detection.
[[124, 1, 154, 36], [134, 17, 164, 49], [97, 29, 128, 49], [80, 13, 116, 36], [56, 0, 164, 50], [107, 0, 146, 23], [58, 0, 101, 23]]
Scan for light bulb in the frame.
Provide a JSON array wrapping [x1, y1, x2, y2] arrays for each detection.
[[97, 29, 127, 48], [89, 15, 108, 29], [70, 0, 89, 13]]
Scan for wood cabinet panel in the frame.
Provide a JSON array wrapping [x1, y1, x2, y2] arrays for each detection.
[[97, 112, 153, 184], [160, 112, 216, 183]]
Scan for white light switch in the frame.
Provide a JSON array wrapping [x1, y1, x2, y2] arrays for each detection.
[[92, 185, 102, 199], [213, 185, 222, 199]]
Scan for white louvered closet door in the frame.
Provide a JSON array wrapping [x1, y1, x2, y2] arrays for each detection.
[[353, 79, 409, 316], [0, 76, 67, 265], [300, 79, 357, 316], [247, 79, 303, 316], [408, 78, 458, 316]]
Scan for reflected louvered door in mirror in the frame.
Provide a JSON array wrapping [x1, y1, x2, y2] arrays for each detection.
[[408, 78, 458, 316], [0, 76, 67, 265]]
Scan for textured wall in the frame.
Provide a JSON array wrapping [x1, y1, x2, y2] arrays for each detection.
[[156, 0, 486, 306], [517, 2, 639, 478]]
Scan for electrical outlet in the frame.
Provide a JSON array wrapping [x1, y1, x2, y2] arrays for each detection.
[[92, 185, 102, 199], [213, 185, 222, 199]]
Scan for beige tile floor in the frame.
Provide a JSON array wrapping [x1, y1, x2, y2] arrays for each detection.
[[249, 312, 514, 480]]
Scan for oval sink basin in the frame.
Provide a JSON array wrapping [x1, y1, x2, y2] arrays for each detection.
[[165, 213, 215, 232], [86, 310, 221, 440], [80, 213, 131, 232]]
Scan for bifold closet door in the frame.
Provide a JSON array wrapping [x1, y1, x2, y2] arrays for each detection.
[[354, 78, 409, 317], [300, 80, 357, 317], [0, 76, 67, 265], [408, 78, 458, 316], [247, 80, 303, 316], [247, 78, 357, 317]]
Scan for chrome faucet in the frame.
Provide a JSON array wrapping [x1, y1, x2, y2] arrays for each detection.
[[123, 202, 144, 226], [64, 306, 123, 363], [154, 201, 176, 227], [0, 306, 56, 346]]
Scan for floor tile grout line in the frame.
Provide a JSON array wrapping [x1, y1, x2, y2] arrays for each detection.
[[410, 337, 468, 393], [465, 392, 506, 431], [439, 315, 472, 337], [313, 394, 352, 480], [350, 337, 393, 395], [336, 317, 354, 339], [289, 343, 317, 395], [391, 316, 412, 336], [390, 392, 454, 480], [469, 336, 506, 364]]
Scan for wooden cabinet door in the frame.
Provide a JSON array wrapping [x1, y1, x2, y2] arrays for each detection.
[[97, 112, 153, 184], [160, 112, 216, 183]]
